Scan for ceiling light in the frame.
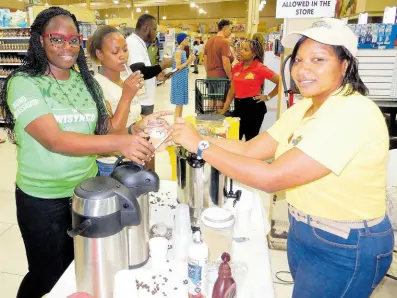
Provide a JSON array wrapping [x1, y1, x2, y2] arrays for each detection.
[[45, 1, 49, 6], [105, 14, 109, 18], [162, 16, 167, 20], [190, 2, 196, 8], [199, 8, 204, 14], [126, 4, 131, 8], [113, 0, 119, 4], [136, 8, 141, 12], [145, 10, 149, 13]]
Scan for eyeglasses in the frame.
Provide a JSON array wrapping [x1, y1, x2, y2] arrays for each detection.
[[42, 33, 83, 48]]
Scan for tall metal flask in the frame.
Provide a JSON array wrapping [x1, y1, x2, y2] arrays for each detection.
[[68, 176, 141, 298]]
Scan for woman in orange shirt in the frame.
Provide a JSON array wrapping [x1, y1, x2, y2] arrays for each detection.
[[220, 38, 279, 140]]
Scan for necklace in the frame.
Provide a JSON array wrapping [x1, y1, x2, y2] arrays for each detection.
[[49, 71, 92, 133]]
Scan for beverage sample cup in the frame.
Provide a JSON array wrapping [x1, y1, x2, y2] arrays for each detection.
[[149, 236, 169, 270], [113, 270, 139, 298]]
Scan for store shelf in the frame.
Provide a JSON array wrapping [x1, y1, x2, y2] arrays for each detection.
[[0, 50, 27, 53], [0, 27, 29, 30], [0, 37, 30, 40], [0, 63, 21, 66]]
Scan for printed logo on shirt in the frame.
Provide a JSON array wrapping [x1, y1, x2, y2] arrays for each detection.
[[54, 111, 96, 124], [244, 72, 255, 80], [12, 96, 40, 119]]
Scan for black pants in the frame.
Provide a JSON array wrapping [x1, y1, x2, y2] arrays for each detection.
[[194, 55, 199, 73], [16, 186, 74, 298], [234, 97, 267, 141]]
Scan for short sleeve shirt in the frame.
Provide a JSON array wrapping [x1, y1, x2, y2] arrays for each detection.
[[204, 36, 230, 78], [7, 71, 99, 198], [126, 33, 155, 106], [232, 60, 275, 98], [267, 88, 389, 220]]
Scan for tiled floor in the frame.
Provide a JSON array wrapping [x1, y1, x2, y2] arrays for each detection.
[[0, 66, 396, 297]]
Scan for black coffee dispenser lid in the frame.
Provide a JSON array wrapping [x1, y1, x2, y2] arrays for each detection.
[[111, 159, 160, 197], [69, 177, 141, 239]]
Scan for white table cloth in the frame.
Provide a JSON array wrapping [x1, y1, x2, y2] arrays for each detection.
[[47, 180, 275, 298]]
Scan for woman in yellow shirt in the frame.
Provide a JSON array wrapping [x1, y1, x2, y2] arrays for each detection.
[[168, 18, 393, 298]]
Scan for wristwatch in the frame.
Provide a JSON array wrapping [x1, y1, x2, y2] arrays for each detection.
[[197, 140, 210, 158]]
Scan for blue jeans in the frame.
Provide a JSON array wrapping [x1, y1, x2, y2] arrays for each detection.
[[96, 160, 115, 177], [287, 212, 394, 298]]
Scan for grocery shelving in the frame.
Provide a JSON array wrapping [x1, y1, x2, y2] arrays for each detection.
[[0, 28, 29, 98], [0, 50, 27, 53], [0, 63, 21, 66], [0, 37, 29, 40]]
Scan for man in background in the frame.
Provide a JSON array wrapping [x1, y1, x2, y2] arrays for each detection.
[[126, 14, 172, 116], [126, 14, 172, 171], [204, 19, 232, 79]]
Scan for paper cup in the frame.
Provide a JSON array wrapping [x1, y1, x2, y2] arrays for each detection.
[[149, 236, 169, 270], [113, 270, 138, 298]]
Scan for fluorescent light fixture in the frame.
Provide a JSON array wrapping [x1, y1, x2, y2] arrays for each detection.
[[136, 8, 142, 12], [190, 2, 196, 8], [162, 16, 167, 20]]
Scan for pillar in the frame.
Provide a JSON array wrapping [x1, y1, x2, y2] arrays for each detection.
[[246, 0, 260, 38]]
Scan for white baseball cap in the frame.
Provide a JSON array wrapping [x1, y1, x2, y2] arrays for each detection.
[[282, 18, 358, 57]]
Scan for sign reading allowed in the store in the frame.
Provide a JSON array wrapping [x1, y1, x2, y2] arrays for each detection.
[[276, 0, 336, 19]]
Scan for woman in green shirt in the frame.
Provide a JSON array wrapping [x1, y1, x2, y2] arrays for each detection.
[[0, 7, 169, 298]]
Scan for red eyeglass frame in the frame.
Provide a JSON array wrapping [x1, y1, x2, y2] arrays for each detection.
[[42, 33, 84, 46]]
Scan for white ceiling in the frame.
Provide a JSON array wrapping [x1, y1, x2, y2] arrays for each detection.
[[68, 0, 243, 9]]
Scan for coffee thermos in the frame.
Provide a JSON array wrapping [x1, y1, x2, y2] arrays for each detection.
[[111, 159, 160, 268], [68, 176, 141, 298]]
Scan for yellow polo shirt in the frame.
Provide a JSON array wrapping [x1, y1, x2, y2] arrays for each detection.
[[268, 89, 389, 220]]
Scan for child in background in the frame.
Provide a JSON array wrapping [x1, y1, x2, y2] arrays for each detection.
[[171, 33, 195, 121]]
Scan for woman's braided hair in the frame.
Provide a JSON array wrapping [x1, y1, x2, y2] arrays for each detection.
[[248, 37, 264, 64], [0, 6, 110, 144]]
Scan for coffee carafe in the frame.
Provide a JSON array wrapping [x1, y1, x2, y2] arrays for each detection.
[[68, 176, 141, 298], [176, 147, 241, 227], [111, 158, 160, 268]]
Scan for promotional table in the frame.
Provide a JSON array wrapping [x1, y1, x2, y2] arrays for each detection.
[[47, 181, 276, 298]]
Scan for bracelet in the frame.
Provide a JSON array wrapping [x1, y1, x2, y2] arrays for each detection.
[[128, 124, 134, 135]]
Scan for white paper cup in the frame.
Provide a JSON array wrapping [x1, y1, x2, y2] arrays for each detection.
[[149, 236, 169, 270], [113, 270, 138, 298]]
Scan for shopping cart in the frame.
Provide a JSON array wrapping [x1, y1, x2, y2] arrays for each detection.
[[195, 78, 233, 116]]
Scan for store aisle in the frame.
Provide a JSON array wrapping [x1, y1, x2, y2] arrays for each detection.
[[0, 66, 396, 297]]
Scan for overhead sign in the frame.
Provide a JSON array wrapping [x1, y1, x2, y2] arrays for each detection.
[[276, 0, 336, 19]]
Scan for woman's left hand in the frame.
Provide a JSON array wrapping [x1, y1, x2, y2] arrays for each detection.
[[136, 110, 174, 132], [167, 118, 202, 153], [253, 94, 270, 103]]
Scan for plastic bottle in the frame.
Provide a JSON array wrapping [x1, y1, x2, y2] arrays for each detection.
[[188, 230, 209, 298], [212, 253, 237, 298]]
